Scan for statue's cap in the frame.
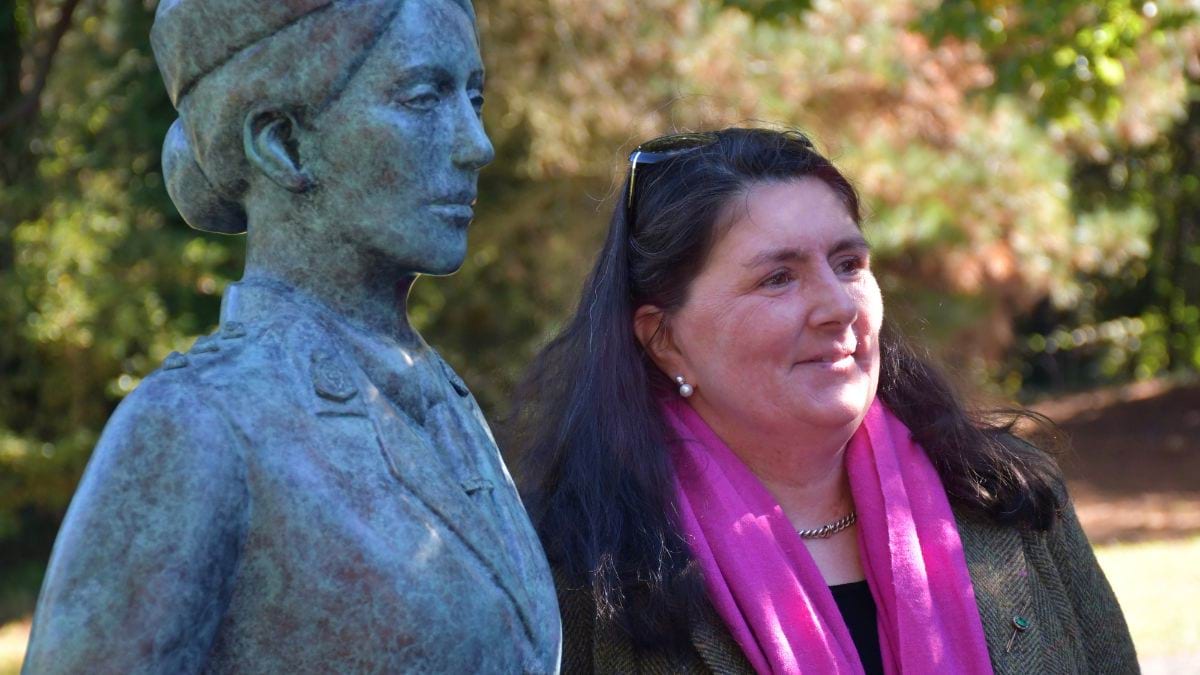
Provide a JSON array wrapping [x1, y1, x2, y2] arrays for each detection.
[[151, 0, 336, 107]]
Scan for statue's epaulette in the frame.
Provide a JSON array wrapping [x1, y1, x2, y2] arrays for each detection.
[[149, 314, 376, 421], [155, 320, 252, 376]]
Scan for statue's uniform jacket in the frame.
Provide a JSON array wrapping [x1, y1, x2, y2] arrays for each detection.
[[22, 282, 562, 674]]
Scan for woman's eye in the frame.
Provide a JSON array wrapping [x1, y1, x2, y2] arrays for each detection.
[[470, 93, 485, 115], [761, 270, 793, 288], [835, 256, 867, 275]]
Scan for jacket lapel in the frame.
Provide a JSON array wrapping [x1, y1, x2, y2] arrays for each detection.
[[954, 506, 1042, 674], [690, 597, 755, 674]]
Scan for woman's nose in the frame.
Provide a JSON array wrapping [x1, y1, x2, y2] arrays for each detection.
[[452, 98, 495, 172], [809, 273, 859, 328]]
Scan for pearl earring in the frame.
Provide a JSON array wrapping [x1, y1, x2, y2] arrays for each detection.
[[674, 375, 694, 398]]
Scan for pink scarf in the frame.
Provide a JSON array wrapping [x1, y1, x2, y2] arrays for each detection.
[[667, 398, 993, 675]]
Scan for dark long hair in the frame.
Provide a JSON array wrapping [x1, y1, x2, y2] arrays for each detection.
[[505, 128, 1063, 648]]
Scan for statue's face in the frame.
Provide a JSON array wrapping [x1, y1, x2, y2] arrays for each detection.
[[308, 0, 493, 276]]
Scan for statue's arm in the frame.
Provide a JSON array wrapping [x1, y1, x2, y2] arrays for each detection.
[[22, 376, 249, 674]]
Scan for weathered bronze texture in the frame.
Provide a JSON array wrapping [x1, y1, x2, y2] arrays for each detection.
[[21, 0, 561, 671]]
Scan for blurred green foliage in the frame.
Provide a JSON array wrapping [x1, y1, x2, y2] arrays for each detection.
[[1, 0, 239, 567], [911, 0, 1199, 391], [1, 0, 1198, 585], [920, 0, 1189, 125]]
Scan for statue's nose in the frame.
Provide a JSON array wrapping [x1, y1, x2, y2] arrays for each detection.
[[452, 100, 494, 171]]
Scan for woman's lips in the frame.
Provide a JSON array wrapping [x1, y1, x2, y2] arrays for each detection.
[[799, 353, 856, 370], [796, 342, 859, 372]]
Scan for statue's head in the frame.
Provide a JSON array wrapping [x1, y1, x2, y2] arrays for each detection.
[[151, 0, 492, 276]]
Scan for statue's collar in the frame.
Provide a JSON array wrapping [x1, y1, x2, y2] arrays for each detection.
[[221, 276, 419, 347], [220, 277, 334, 327]]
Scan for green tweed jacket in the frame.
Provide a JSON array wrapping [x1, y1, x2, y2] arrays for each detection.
[[555, 500, 1139, 674]]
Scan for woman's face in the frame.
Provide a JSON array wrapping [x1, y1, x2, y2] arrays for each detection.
[[658, 178, 883, 443], [307, 0, 493, 276]]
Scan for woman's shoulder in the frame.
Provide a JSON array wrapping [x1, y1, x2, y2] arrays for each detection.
[[950, 441, 1139, 673], [991, 428, 1058, 462], [951, 427, 1075, 530]]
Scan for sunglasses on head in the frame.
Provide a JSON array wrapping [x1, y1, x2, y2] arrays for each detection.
[[625, 129, 816, 213], [626, 132, 720, 209]]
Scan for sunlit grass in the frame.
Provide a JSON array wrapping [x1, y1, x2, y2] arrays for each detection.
[[0, 618, 29, 675], [1096, 535, 1200, 665]]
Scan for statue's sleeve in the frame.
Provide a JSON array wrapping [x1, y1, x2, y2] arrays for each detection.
[[22, 374, 249, 674]]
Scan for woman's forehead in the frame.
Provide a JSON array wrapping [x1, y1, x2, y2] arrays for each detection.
[[715, 179, 858, 257]]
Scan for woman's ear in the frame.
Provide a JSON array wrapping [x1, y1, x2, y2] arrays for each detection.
[[633, 304, 685, 377], [243, 109, 315, 193]]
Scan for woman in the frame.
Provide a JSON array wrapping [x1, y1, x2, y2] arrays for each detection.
[[509, 128, 1136, 673], [22, 0, 560, 672]]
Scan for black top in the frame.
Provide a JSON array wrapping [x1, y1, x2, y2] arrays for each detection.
[[829, 581, 885, 675]]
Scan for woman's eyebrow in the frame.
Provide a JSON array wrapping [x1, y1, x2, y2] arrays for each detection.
[[830, 234, 871, 256], [742, 235, 871, 269], [743, 247, 808, 269]]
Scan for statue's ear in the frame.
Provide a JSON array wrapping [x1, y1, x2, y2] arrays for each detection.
[[243, 109, 315, 193]]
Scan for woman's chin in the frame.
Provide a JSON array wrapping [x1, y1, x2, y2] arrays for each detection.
[[795, 389, 874, 430]]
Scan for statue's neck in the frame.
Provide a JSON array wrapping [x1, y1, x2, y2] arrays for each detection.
[[239, 263, 421, 346], [239, 202, 426, 345]]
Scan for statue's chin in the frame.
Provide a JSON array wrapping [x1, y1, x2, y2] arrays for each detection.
[[365, 234, 468, 279], [405, 244, 467, 277], [419, 259, 465, 277]]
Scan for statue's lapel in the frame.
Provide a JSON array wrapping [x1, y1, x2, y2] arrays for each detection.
[[264, 288, 540, 643], [319, 344, 539, 644], [365, 381, 540, 642]]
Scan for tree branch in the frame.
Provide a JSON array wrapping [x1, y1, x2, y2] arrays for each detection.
[[0, 0, 85, 134]]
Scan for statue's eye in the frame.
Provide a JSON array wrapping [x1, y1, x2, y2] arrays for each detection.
[[398, 84, 439, 111]]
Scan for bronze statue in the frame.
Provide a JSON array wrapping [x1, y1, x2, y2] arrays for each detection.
[[22, 0, 561, 671]]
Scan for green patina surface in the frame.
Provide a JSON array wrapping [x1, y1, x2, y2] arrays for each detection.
[[20, 1, 561, 672]]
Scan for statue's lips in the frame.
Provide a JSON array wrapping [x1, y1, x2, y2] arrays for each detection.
[[428, 203, 474, 220]]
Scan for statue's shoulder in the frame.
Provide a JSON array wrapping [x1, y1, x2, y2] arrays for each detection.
[[82, 322, 276, 488], [124, 310, 361, 429], [82, 308, 359, 501], [132, 319, 279, 397]]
